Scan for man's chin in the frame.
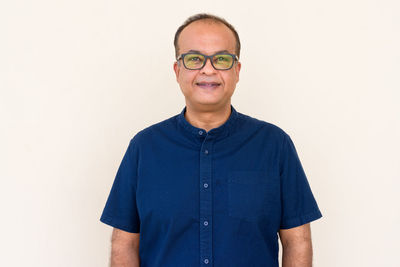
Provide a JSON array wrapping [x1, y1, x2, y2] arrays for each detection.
[[188, 97, 228, 108]]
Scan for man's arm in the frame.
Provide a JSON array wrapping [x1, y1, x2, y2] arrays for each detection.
[[279, 223, 313, 267], [110, 228, 140, 267]]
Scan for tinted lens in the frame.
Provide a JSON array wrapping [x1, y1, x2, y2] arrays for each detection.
[[212, 54, 234, 69], [183, 54, 205, 69]]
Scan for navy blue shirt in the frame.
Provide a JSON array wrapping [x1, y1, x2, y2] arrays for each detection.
[[100, 104, 322, 267]]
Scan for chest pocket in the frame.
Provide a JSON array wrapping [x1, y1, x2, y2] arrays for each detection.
[[228, 170, 276, 222]]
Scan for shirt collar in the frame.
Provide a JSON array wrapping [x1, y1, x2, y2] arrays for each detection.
[[176, 104, 239, 140]]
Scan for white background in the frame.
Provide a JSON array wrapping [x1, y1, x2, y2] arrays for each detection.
[[1, 0, 399, 266]]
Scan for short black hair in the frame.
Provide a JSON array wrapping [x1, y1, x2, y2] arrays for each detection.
[[174, 13, 241, 60]]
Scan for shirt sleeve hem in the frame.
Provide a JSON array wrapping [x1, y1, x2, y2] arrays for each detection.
[[100, 214, 140, 233], [280, 209, 323, 230]]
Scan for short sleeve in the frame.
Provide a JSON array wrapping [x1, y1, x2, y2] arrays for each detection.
[[99, 137, 140, 233], [279, 133, 322, 229]]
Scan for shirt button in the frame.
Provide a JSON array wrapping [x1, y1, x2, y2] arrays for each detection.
[[203, 183, 208, 188], [198, 130, 203, 135], [204, 220, 208, 226], [204, 149, 209, 154], [204, 259, 209, 264]]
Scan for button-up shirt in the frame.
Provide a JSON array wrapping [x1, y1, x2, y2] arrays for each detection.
[[100, 104, 323, 267]]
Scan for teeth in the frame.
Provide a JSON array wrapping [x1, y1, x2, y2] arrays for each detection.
[[197, 83, 219, 86]]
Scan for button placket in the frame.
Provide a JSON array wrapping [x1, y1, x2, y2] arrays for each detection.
[[199, 135, 213, 266]]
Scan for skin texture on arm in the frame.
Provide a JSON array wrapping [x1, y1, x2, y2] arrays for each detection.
[[110, 228, 140, 267], [279, 223, 313, 267]]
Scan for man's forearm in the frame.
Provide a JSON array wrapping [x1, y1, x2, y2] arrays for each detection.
[[281, 240, 313, 267], [111, 245, 140, 267]]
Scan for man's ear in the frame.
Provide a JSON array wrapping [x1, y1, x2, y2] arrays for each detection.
[[173, 61, 180, 81], [235, 61, 241, 83]]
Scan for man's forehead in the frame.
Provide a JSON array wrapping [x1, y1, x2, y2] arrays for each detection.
[[178, 21, 236, 55]]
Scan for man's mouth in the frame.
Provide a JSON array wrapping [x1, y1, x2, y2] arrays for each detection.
[[195, 82, 221, 88]]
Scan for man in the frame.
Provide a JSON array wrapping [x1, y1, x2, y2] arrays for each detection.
[[100, 13, 323, 267]]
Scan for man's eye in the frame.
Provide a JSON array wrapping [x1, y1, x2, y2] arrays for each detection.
[[216, 56, 228, 61], [188, 56, 202, 62]]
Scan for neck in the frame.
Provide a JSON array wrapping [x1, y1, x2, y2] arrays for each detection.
[[184, 103, 231, 133]]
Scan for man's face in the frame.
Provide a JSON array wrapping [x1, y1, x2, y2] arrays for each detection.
[[173, 21, 241, 109]]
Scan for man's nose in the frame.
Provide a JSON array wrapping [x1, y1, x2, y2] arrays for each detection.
[[201, 57, 217, 74]]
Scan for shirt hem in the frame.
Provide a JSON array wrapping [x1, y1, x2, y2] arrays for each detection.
[[279, 209, 323, 229], [100, 214, 140, 233]]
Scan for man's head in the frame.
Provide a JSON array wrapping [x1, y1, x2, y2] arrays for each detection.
[[173, 13, 242, 110]]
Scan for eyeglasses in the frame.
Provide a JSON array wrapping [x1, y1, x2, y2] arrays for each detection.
[[177, 52, 238, 70]]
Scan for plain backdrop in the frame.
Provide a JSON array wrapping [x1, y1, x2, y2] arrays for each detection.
[[1, 0, 399, 266]]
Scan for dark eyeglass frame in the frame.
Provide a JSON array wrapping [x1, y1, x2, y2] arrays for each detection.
[[176, 52, 239, 70]]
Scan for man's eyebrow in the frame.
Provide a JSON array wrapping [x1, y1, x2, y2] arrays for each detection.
[[187, 49, 231, 54]]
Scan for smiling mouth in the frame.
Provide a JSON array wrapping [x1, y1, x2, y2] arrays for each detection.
[[195, 82, 221, 88]]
